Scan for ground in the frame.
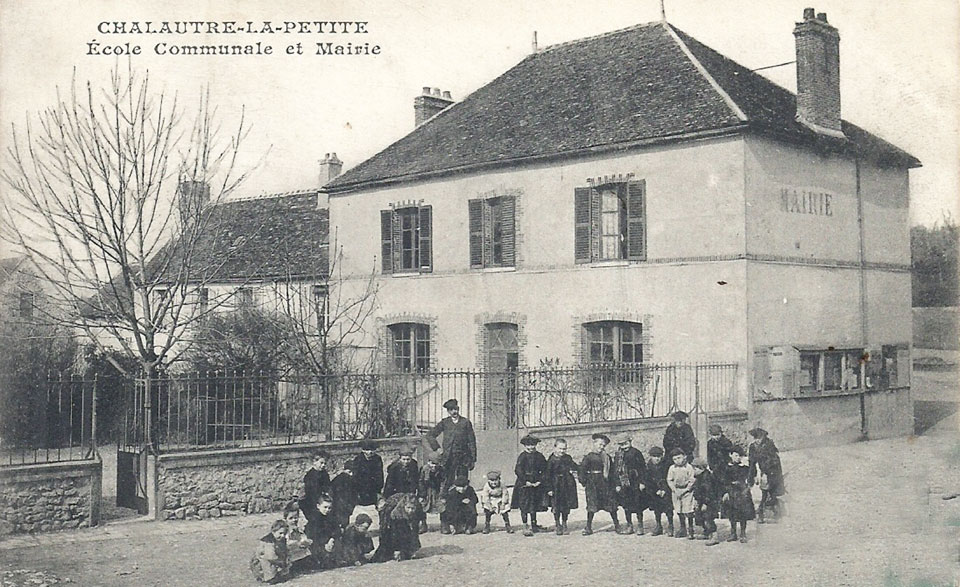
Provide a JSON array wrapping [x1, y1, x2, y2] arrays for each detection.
[[1, 373, 957, 586]]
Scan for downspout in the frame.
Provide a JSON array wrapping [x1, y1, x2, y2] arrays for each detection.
[[856, 157, 868, 438]]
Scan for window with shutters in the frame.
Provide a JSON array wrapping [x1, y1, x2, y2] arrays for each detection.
[[388, 322, 431, 372], [312, 284, 328, 334], [469, 195, 516, 268], [799, 348, 864, 394], [583, 321, 643, 365], [380, 205, 432, 274], [575, 179, 646, 263]]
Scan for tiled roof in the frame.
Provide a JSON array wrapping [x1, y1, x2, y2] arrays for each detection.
[[325, 22, 919, 193], [0, 257, 26, 286]]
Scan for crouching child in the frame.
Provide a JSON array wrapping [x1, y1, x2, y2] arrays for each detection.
[[251, 520, 292, 584], [282, 502, 313, 573], [339, 513, 375, 566], [374, 493, 423, 562], [440, 475, 478, 534], [478, 470, 512, 534], [691, 458, 719, 546]]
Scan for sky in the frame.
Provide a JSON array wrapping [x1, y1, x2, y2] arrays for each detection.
[[0, 0, 957, 227]]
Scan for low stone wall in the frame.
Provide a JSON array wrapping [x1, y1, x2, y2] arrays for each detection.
[[156, 437, 417, 521], [0, 459, 102, 535]]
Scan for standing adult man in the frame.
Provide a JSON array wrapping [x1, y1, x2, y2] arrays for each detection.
[[425, 398, 477, 491]]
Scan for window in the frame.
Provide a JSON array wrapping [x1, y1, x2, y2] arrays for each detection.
[[799, 348, 863, 393], [575, 179, 645, 263], [388, 323, 430, 372], [18, 292, 34, 319], [469, 195, 516, 268], [236, 287, 255, 309], [381, 205, 432, 273], [583, 321, 643, 365], [312, 284, 328, 334]]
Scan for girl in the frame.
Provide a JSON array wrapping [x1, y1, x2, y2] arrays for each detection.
[[546, 438, 579, 535], [511, 434, 548, 536], [721, 445, 756, 543]]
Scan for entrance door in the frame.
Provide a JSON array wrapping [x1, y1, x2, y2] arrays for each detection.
[[117, 379, 150, 515], [484, 323, 519, 429]]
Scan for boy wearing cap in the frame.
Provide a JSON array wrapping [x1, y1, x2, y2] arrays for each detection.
[[663, 411, 697, 460], [546, 438, 578, 535], [706, 424, 734, 482], [352, 440, 384, 507], [426, 398, 477, 492], [478, 470, 513, 534], [646, 446, 675, 537], [384, 447, 419, 498], [691, 457, 720, 546], [417, 453, 445, 533], [578, 433, 622, 535], [512, 434, 548, 536], [613, 435, 648, 535], [747, 427, 785, 523], [721, 445, 755, 543], [440, 475, 479, 534]]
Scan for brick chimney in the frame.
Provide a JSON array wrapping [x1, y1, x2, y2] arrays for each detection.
[[177, 179, 210, 221], [318, 153, 343, 185], [414, 87, 454, 127], [794, 8, 843, 137]]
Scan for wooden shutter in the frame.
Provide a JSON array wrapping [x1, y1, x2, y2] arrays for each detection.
[[391, 209, 402, 271], [468, 199, 483, 268], [418, 205, 432, 271], [500, 196, 516, 267], [380, 209, 393, 273], [626, 180, 646, 260], [482, 199, 494, 267], [589, 188, 601, 261], [574, 187, 591, 263]]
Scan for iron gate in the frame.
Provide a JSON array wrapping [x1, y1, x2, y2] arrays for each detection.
[[117, 378, 151, 514]]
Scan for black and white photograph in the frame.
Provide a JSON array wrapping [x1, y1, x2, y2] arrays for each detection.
[[0, 1, 957, 585]]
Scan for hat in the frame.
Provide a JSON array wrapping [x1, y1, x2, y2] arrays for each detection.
[[486, 470, 501, 480], [617, 434, 632, 445], [729, 444, 745, 455], [591, 433, 610, 444], [398, 446, 415, 457], [691, 457, 708, 468], [669, 447, 686, 458], [748, 427, 768, 438], [354, 513, 373, 526], [359, 439, 377, 451], [648, 446, 664, 457], [520, 434, 541, 446], [708, 424, 723, 435], [442, 398, 459, 410], [453, 475, 469, 487], [424, 451, 441, 464], [672, 410, 689, 421]]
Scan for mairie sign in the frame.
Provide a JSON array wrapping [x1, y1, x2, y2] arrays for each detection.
[[780, 187, 835, 217]]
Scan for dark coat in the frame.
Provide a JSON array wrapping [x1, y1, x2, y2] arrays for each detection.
[[748, 437, 786, 497], [383, 458, 420, 497], [511, 450, 549, 513], [578, 451, 615, 513], [426, 416, 477, 484], [721, 461, 756, 521], [304, 511, 340, 566], [373, 493, 422, 562], [692, 469, 719, 509], [647, 457, 673, 513], [417, 463, 445, 514], [338, 524, 374, 566], [546, 453, 579, 513], [707, 435, 734, 477], [613, 446, 648, 513], [329, 472, 359, 528], [299, 468, 331, 522], [663, 422, 697, 459], [351, 453, 384, 506], [441, 485, 478, 529]]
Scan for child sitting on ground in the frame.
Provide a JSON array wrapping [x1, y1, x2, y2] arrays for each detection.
[[251, 519, 291, 584], [478, 470, 512, 534], [440, 475, 479, 535], [666, 448, 696, 539], [339, 513, 375, 566], [282, 502, 313, 573]]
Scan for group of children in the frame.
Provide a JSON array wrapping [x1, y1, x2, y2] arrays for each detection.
[[252, 414, 786, 582]]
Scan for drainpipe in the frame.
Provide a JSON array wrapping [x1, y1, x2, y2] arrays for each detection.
[[856, 157, 868, 438]]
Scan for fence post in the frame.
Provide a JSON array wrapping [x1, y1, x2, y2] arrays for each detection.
[[89, 375, 99, 458]]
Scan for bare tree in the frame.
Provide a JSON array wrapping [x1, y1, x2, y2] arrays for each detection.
[[0, 65, 257, 382]]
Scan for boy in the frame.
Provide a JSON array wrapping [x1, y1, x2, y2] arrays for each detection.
[[706, 424, 734, 482], [646, 446, 674, 537], [747, 427, 785, 523], [251, 519, 291, 584], [613, 435, 647, 535], [662, 410, 697, 460], [578, 433, 621, 535], [511, 433, 547, 536], [374, 493, 422, 562], [339, 513, 375, 566], [478, 470, 512, 534], [384, 447, 419, 498], [417, 452, 445, 533], [546, 438, 578, 535], [330, 463, 360, 530], [304, 494, 340, 569], [721, 445, 755, 543], [299, 451, 331, 523], [440, 475, 479, 535], [666, 448, 696, 539], [282, 502, 313, 573], [691, 457, 720, 546], [352, 440, 384, 507]]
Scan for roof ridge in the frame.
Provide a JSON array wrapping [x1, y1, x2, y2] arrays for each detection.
[[537, 20, 665, 54], [663, 23, 747, 122], [222, 190, 318, 205]]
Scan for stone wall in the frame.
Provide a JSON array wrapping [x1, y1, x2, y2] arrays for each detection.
[[156, 437, 417, 521], [0, 459, 102, 535]]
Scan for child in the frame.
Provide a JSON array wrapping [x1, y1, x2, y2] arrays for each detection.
[[646, 446, 674, 536], [546, 438, 578, 535], [662, 410, 697, 460], [691, 457, 720, 546], [251, 519, 291, 584], [374, 493, 423, 562], [721, 445, 756, 543], [304, 494, 340, 569], [666, 448, 696, 539], [613, 435, 648, 535], [440, 475, 478, 535], [578, 433, 621, 535], [299, 451, 331, 523], [353, 440, 385, 507], [478, 470, 512, 534], [706, 424, 734, 481], [339, 513, 375, 566], [282, 502, 313, 573], [417, 452, 445, 533], [747, 427, 785, 523], [511, 433, 548, 536], [384, 447, 419, 498], [330, 464, 359, 530]]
